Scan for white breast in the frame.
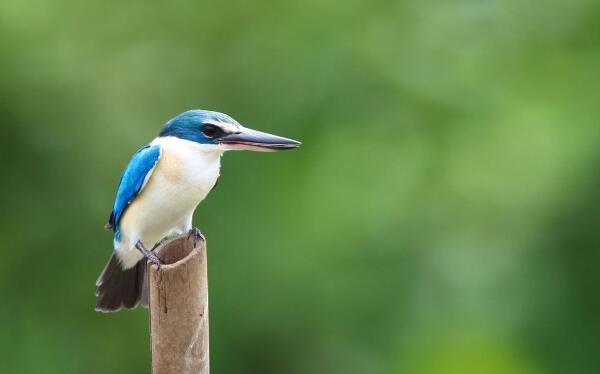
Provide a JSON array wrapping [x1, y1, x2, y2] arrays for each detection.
[[115, 136, 223, 268]]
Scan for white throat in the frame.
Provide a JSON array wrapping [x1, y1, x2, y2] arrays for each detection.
[[152, 136, 224, 165]]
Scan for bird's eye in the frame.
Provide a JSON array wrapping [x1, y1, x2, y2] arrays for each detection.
[[202, 124, 221, 138]]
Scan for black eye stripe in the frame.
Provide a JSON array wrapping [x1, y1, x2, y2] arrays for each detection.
[[202, 124, 222, 138]]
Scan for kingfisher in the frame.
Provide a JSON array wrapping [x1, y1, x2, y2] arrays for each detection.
[[95, 109, 300, 312]]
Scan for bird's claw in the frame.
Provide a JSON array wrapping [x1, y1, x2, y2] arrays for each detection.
[[146, 252, 162, 267], [188, 227, 205, 246], [135, 240, 162, 268]]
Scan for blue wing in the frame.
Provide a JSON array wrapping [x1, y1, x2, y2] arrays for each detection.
[[105, 144, 162, 235]]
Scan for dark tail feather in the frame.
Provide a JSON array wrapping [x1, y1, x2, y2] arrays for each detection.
[[95, 254, 148, 312]]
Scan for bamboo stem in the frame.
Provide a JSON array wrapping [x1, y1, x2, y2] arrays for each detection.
[[148, 234, 209, 374]]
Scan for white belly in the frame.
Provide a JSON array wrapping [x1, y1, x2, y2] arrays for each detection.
[[115, 137, 222, 268]]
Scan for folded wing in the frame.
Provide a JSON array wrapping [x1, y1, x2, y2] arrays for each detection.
[[105, 144, 162, 234]]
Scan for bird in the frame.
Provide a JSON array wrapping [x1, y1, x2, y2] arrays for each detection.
[[95, 109, 300, 312]]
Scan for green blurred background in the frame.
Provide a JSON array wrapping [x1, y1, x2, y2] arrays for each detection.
[[1, 0, 599, 373]]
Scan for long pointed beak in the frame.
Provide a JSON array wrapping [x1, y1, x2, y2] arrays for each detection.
[[217, 127, 301, 152]]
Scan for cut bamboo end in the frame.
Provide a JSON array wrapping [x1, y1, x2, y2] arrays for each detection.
[[148, 234, 209, 374]]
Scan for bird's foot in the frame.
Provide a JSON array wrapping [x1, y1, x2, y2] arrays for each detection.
[[135, 241, 162, 267], [187, 227, 205, 246]]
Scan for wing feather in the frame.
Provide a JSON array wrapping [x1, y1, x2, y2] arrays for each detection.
[[105, 144, 162, 231]]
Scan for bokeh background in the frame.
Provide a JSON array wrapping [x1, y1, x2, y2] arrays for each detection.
[[1, 0, 600, 373]]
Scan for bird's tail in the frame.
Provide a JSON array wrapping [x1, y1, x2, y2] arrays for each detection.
[[95, 254, 148, 312]]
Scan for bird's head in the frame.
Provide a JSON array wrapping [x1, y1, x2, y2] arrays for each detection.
[[159, 110, 300, 152]]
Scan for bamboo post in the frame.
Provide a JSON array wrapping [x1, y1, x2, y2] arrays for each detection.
[[148, 233, 209, 374]]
